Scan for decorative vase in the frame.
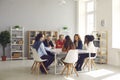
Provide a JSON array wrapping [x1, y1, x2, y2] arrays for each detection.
[[1, 56, 6, 61]]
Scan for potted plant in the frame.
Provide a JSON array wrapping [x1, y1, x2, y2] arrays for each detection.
[[14, 25, 20, 30], [96, 33, 101, 40], [0, 30, 10, 61], [62, 26, 68, 30]]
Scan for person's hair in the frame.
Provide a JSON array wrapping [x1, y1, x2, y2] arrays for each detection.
[[35, 33, 43, 41], [89, 35, 94, 41], [84, 35, 90, 45], [59, 34, 64, 39], [46, 35, 51, 38], [63, 35, 74, 49], [84, 35, 94, 45], [74, 34, 82, 42]]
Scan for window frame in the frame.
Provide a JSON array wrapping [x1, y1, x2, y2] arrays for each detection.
[[85, 0, 95, 34]]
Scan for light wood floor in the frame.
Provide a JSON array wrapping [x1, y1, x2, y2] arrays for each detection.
[[0, 60, 120, 80]]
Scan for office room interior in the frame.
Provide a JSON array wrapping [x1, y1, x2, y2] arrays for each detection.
[[0, 0, 120, 80]]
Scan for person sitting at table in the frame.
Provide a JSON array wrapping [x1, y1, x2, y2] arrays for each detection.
[[60, 35, 75, 65], [32, 33, 54, 73], [75, 35, 96, 71], [62, 35, 75, 53], [56, 34, 64, 48], [43, 35, 54, 48], [43, 35, 55, 57], [73, 34, 83, 49]]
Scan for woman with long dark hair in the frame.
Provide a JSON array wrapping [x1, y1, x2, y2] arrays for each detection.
[[73, 34, 83, 49], [75, 35, 96, 71], [62, 35, 75, 52], [60, 35, 75, 64]]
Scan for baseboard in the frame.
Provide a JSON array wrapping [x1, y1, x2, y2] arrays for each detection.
[[0, 57, 28, 61]]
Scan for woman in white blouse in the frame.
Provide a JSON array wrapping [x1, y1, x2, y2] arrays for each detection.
[[75, 35, 96, 71]]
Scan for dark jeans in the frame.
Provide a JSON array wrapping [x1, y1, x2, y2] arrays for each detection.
[[40, 51, 54, 72], [75, 53, 95, 70]]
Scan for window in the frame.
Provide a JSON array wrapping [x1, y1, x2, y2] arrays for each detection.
[[112, 0, 120, 48], [86, 0, 95, 34], [78, 0, 95, 41]]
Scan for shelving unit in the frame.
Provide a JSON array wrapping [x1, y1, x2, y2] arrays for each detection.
[[27, 30, 58, 59], [10, 27, 24, 60], [92, 31, 108, 64]]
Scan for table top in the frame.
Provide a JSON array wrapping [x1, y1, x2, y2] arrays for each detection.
[[50, 48, 89, 54]]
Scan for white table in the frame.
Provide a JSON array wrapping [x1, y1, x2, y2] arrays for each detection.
[[50, 49, 91, 74], [50, 48, 65, 74]]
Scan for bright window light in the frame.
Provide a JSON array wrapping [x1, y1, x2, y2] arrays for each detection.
[[112, 0, 120, 48], [86, 0, 95, 34], [102, 74, 120, 80], [87, 13, 94, 34], [64, 76, 75, 80], [85, 69, 114, 78], [87, 1, 94, 12], [78, 0, 95, 40]]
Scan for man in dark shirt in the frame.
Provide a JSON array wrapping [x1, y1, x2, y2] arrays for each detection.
[[43, 35, 54, 48], [43, 35, 55, 64]]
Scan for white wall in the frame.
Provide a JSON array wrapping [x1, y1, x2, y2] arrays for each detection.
[[0, 0, 76, 57], [96, 0, 120, 66]]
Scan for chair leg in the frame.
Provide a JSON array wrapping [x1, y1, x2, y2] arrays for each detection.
[[31, 61, 35, 70], [88, 59, 91, 71], [92, 59, 96, 70], [35, 62, 39, 74], [66, 64, 70, 77], [68, 64, 72, 76], [61, 64, 67, 75], [71, 64, 74, 74], [41, 62, 48, 74], [32, 62, 37, 74], [82, 59, 88, 69], [35, 62, 38, 74], [72, 64, 78, 77], [37, 62, 40, 75], [62, 63, 78, 77]]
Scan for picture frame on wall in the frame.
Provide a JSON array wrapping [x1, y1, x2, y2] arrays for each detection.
[[101, 32, 106, 39]]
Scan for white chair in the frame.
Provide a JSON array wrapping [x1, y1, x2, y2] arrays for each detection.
[[61, 50, 79, 77], [31, 47, 48, 74], [82, 48, 98, 70]]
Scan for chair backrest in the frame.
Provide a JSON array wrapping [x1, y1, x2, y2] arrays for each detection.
[[31, 47, 43, 61], [63, 49, 78, 64]]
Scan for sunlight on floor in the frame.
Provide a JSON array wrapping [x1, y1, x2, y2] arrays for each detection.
[[102, 74, 120, 80], [64, 76, 75, 80], [85, 69, 114, 78]]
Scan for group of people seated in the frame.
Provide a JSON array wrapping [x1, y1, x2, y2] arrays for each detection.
[[32, 33, 96, 73]]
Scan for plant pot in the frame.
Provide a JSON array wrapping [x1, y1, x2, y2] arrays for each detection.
[[98, 38, 100, 40], [1, 56, 7, 61]]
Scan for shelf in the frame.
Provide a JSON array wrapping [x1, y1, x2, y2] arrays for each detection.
[[30, 44, 33, 45], [27, 30, 58, 59], [10, 26, 24, 60], [30, 37, 35, 39], [94, 40, 100, 41], [11, 51, 23, 52], [11, 44, 23, 45], [12, 36, 23, 38], [11, 29, 23, 31], [92, 31, 107, 64], [11, 57, 23, 60]]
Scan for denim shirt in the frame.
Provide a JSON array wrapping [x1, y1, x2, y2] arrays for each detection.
[[33, 41, 47, 57]]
